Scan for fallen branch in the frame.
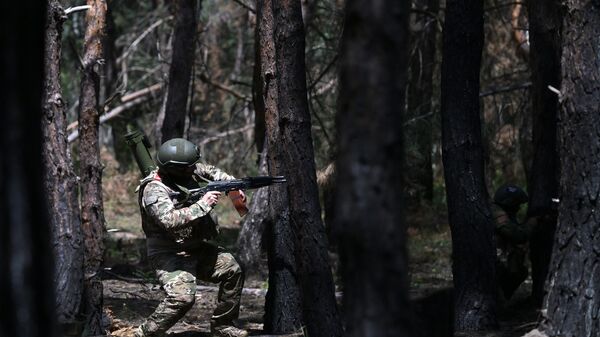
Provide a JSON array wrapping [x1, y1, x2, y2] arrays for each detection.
[[68, 84, 163, 142], [199, 74, 250, 101], [231, 0, 256, 13], [480, 82, 532, 97], [198, 125, 254, 146], [65, 5, 91, 15], [118, 17, 171, 63]]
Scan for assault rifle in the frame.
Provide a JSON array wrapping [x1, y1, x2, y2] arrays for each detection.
[[125, 129, 286, 216], [170, 176, 287, 207]]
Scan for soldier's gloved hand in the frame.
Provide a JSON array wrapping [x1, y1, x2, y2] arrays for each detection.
[[200, 191, 222, 208]]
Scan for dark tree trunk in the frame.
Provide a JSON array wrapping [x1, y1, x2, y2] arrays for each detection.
[[406, 0, 438, 205], [334, 1, 413, 336], [159, 0, 199, 143], [105, 0, 132, 172], [236, 150, 269, 277], [540, 2, 600, 336], [252, 0, 272, 156], [79, 0, 107, 334], [526, 0, 562, 306], [258, 1, 302, 331], [441, 0, 497, 331], [42, 0, 85, 331], [263, 0, 343, 336], [0, 1, 59, 336]]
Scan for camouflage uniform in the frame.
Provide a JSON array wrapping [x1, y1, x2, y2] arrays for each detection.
[[493, 204, 532, 299], [136, 163, 245, 337]]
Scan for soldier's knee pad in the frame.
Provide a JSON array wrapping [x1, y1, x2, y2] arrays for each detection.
[[162, 271, 197, 310]]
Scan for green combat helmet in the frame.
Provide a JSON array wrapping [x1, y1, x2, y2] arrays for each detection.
[[493, 184, 528, 209], [156, 138, 202, 175]]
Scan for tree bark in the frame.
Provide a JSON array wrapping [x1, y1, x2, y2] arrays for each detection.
[[159, 0, 199, 143], [406, 0, 439, 205], [526, 0, 562, 306], [263, 1, 343, 336], [42, 0, 85, 331], [79, 0, 107, 334], [441, 0, 497, 331], [540, 2, 600, 336], [0, 1, 59, 336], [252, 0, 273, 156], [334, 1, 413, 336]]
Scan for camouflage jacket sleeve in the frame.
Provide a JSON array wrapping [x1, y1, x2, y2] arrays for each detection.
[[195, 162, 235, 181], [142, 181, 213, 231], [494, 207, 530, 244]]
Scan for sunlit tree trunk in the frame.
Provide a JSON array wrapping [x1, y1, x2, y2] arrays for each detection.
[[540, 2, 600, 336], [526, 0, 562, 306], [43, 0, 84, 332], [79, 0, 107, 334], [0, 1, 59, 336], [441, 0, 497, 331], [262, 0, 342, 335], [334, 0, 413, 336]]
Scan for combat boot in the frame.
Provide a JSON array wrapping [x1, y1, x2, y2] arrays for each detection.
[[134, 324, 165, 337], [211, 325, 249, 337]]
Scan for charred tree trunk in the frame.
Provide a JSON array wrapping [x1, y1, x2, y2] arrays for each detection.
[[441, 0, 497, 331], [263, 0, 343, 336], [406, 0, 438, 205], [159, 0, 199, 143], [79, 0, 107, 334], [252, 0, 272, 156], [43, 1, 84, 332], [0, 1, 59, 336], [334, 1, 413, 336], [257, 1, 303, 330], [540, 2, 600, 336], [526, 0, 562, 306]]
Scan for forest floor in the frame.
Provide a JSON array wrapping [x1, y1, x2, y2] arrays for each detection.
[[101, 162, 542, 337], [101, 213, 541, 337]]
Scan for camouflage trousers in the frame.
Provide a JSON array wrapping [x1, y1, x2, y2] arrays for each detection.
[[138, 242, 245, 337]]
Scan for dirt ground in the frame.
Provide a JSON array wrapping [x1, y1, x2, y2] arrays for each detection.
[[101, 223, 542, 337], [101, 173, 541, 337]]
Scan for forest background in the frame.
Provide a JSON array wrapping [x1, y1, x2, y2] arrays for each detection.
[[4, 0, 599, 336]]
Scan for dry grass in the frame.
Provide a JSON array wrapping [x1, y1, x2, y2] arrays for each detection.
[[102, 149, 143, 234]]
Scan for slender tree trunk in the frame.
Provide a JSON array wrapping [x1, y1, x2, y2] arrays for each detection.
[[441, 0, 497, 331], [79, 0, 107, 334], [159, 0, 200, 143], [540, 2, 600, 336], [105, 0, 133, 172], [0, 1, 59, 336], [335, 1, 413, 336], [526, 0, 562, 306], [263, 1, 342, 336], [406, 0, 438, 205], [43, 1, 84, 332]]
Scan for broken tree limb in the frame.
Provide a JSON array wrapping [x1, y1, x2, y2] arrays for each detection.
[[199, 73, 250, 101], [67, 83, 162, 142], [65, 5, 91, 15]]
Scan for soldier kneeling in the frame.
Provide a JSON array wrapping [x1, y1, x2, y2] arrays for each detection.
[[135, 138, 248, 337], [492, 184, 534, 301]]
